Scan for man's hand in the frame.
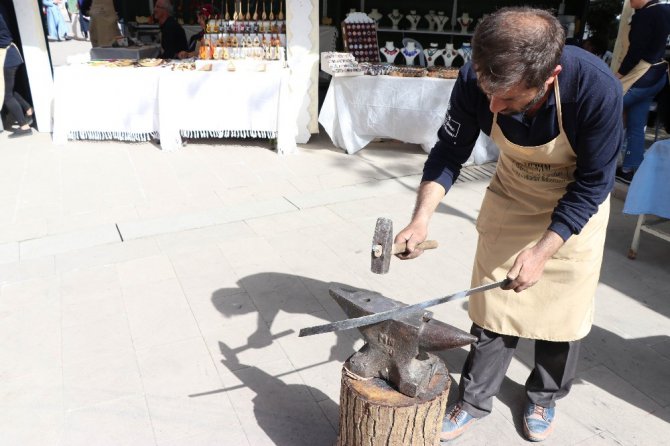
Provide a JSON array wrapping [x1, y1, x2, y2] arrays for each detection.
[[503, 230, 565, 292], [393, 181, 446, 260], [394, 222, 429, 259]]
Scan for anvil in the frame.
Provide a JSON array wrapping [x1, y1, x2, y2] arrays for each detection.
[[330, 285, 477, 398]]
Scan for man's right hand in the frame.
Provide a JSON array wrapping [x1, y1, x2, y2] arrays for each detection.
[[393, 222, 429, 260]]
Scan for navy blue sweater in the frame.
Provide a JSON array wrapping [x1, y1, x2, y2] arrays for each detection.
[[0, 9, 22, 68], [619, 0, 670, 88], [423, 45, 623, 241]]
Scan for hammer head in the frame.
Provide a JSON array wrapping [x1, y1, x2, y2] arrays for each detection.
[[371, 217, 393, 274]]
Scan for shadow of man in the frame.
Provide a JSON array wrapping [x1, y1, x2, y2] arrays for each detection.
[[190, 341, 339, 446], [211, 273, 360, 363]]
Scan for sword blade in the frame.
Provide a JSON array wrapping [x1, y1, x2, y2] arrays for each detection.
[[298, 280, 508, 337]]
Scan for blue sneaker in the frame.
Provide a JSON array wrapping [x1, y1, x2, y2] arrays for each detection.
[[440, 402, 477, 441], [523, 403, 555, 442]]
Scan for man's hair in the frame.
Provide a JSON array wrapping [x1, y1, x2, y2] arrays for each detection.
[[156, 0, 174, 15], [472, 7, 565, 92]]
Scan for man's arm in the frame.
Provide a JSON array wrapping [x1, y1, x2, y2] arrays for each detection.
[[395, 65, 483, 258], [394, 181, 446, 259]]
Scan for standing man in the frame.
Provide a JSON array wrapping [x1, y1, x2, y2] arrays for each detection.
[[80, 0, 120, 47], [615, 0, 670, 184], [154, 0, 187, 59], [394, 7, 623, 443]]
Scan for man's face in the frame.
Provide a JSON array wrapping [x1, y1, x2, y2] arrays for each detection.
[[478, 80, 547, 116], [629, 0, 649, 10], [154, 2, 168, 21]]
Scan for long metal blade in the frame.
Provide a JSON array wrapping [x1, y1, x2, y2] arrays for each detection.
[[298, 280, 508, 337]]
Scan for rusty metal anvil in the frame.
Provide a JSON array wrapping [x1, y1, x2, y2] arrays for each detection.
[[330, 285, 477, 398]]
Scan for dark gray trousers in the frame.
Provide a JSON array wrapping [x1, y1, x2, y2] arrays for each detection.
[[458, 323, 581, 418]]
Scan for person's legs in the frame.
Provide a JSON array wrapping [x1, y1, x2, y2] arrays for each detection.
[[522, 339, 581, 441], [3, 66, 32, 138], [13, 91, 32, 115], [622, 75, 668, 171], [441, 324, 519, 441], [525, 339, 581, 407], [459, 324, 519, 417]]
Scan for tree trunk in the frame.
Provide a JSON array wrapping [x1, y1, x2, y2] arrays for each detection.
[[337, 356, 450, 446]]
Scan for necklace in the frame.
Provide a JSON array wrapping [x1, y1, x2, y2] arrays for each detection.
[[381, 48, 399, 55], [402, 48, 419, 57], [389, 13, 402, 21], [425, 48, 441, 61]]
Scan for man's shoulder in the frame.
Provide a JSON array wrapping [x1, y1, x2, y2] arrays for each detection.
[[561, 45, 620, 89]]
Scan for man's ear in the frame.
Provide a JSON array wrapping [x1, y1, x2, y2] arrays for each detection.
[[546, 65, 562, 86]]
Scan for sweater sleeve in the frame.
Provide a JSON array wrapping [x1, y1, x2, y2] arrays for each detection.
[[422, 67, 484, 191]]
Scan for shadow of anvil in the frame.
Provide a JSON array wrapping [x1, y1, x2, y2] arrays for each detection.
[[330, 284, 477, 398]]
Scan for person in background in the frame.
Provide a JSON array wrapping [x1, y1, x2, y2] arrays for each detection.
[[77, 0, 90, 40], [154, 0, 187, 59], [43, 0, 72, 41], [394, 7, 622, 442], [176, 5, 210, 59], [616, 0, 670, 184], [1, 9, 33, 138], [66, 0, 81, 39], [80, 0, 120, 47], [582, 34, 608, 59]]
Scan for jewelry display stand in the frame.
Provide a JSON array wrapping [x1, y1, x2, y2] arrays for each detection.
[[434, 12, 449, 32], [380, 41, 400, 64], [424, 43, 443, 67], [388, 9, 403, 30], [401, 41, 421, 66], [367, 8, 383, 25], [458, 42, 473, 64], [457, 13, 472, 33], [425, 10, 436, 31], [443, 43, 458, 67], [406, 11, 421, 31], [342, 14, 380, 63]]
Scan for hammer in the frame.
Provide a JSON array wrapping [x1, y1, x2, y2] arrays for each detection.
[[371, 217, 438, 274]]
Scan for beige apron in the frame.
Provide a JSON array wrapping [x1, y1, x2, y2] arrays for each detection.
[[469, 79, 610, 342], [619, 2, 669, 93], [89, 0, 119, 47]]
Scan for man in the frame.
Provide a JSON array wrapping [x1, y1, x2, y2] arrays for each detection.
[[394, 8, 622, 442], [615, 0, 670, 184], [80, 0, 120, 47], [154, 0, 187, 59]]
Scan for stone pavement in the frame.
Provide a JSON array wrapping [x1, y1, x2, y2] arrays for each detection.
[[0, 128, 668, 446]]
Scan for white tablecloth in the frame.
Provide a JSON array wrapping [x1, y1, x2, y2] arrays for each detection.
[[318, 75, 498, 164], [159, 69, 288, 151], [53, 65, 160, 143], [52, 63, 294, 154]]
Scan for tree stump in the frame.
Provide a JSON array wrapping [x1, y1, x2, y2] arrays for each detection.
[[337, 355, 450, 446]]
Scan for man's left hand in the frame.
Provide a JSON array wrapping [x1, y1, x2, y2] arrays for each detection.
[[503, 230, 565, 293]]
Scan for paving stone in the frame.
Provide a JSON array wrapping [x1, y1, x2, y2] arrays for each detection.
[[61, 396, 155, 446], [62, 348, 143, 411], [135, 337, 222, 399], [19, 224, 121, 259], [146, 393, 245, 446], [122, 279, 200, 350], [55, 238, 161, 273], [0, 255, 55, 285]]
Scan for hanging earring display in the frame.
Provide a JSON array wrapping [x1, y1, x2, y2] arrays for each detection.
[[245, 0, 251, 20], [278, 1, 284, 21]]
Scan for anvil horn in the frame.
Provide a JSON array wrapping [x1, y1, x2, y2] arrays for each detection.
[[329, 284, 476, 350]]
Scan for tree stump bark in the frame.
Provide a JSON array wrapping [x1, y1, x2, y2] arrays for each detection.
[[337, 355, 450, 446]]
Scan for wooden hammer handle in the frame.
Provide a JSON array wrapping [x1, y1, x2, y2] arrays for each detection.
[[392, 240, 439, 255]]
